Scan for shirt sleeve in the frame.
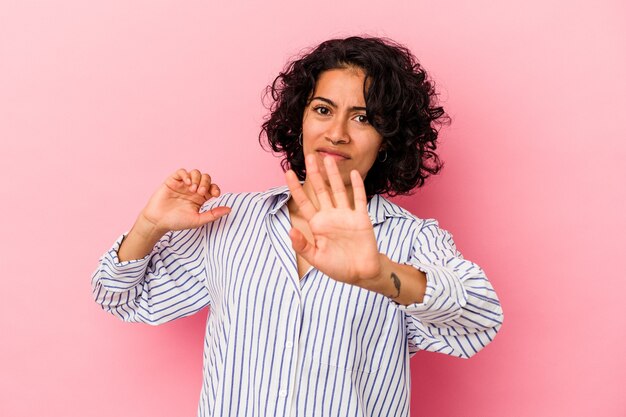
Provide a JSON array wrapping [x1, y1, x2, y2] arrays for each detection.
[[396, 219, 504, 359], [91, 205, 216, 325]]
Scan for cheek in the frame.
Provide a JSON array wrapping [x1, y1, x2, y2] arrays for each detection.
[[358, 143, 383, 175], [304, 124, 324, 139], [366, 140, 383, 162], [301, 126, 322, 149], [356, 155, 378, 177]]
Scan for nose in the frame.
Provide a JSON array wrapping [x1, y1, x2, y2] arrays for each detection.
[[325, 116, 350, 145]]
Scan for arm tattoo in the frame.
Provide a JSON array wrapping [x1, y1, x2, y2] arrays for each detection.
[[388, 272, 401, 299]]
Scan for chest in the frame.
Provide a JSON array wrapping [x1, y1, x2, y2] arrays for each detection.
[[203, 200, 414, 307]]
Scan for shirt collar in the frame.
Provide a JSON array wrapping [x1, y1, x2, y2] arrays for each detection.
[[253, 185, 413, 225]]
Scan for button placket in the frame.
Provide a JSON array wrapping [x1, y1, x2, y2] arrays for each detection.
[[277, 341, 294, 400]]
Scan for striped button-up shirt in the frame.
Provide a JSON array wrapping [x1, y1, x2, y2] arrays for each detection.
[[92, 185, 503, 417]]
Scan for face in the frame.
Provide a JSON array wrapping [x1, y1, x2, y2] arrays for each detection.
[[301, 67, 383, 187]]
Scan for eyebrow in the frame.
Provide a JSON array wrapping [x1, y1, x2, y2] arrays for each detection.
[[309, 96, 367, 112]]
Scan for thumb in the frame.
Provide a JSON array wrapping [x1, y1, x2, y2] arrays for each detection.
[[289, 228, 315, 261], [197, 206, 231, 225]]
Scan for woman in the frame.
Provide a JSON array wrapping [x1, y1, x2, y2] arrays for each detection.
[[92, 36, 503, 417]]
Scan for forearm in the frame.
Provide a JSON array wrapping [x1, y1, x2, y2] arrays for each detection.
[[92, 225, 211, 324], [361, 254, 427, 306], [118, 214, 167, 262]]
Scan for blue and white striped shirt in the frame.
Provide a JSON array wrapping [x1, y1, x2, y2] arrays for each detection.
[[92, 185, 503, 417]]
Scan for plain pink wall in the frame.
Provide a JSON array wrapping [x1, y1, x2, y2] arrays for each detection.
[[1, 1, 625, 416]]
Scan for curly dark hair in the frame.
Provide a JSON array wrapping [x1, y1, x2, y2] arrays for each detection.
[[259, 36, 449, 197]]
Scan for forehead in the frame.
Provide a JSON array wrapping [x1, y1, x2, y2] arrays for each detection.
[[311, 67, 367, 103]]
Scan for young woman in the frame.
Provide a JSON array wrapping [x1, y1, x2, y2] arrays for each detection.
[[92, 36, 503, 417]]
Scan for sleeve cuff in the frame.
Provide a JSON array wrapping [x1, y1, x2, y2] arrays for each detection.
[[108, 233, 151, 265], [96, 233, 152, 290], [392, 261, 467, 320]]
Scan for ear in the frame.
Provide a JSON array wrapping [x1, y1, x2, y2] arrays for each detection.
[[377, 146, 388, 163]]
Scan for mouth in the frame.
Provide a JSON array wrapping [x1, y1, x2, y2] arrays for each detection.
[[316, 147, 351, 160]]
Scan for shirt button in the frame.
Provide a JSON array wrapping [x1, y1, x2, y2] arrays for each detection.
[[279, 390, 287, 397], [285, 341, 293, 348]]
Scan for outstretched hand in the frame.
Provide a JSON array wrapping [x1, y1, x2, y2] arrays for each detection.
[[285, 155, 382, 286], [141, 169, 231, 234]]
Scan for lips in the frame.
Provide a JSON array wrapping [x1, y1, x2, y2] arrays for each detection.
[[316, 147, 351, 159]]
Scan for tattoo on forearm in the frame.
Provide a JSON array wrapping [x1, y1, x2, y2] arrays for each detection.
[[389, 272, 401, 299]]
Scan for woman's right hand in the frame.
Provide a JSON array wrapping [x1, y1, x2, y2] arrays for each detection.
[[117, 169, 231, 262], [140, 168, 231, 235]]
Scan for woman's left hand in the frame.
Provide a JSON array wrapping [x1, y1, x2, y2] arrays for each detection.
[[285, 154, 382, 286]]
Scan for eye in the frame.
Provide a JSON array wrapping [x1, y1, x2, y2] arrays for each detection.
[[354, 114, 369, 124], [313, 105, 330, 115]]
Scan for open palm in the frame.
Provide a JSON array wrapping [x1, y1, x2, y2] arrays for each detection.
[[286, 155, 381, 285]]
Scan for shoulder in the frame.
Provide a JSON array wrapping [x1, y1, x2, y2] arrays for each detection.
[[372, 195, 424, 227], [373, 195, 449, 236], [199, 191, 258, 213], [200, 186, 289, 215]]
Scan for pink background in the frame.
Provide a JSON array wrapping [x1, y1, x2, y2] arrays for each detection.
[[1, 1, 625, 416]]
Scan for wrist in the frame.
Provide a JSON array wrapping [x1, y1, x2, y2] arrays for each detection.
[[133, 213, 167, 243], [360, 254, 427, 305], [117, 214, 167, 262], [360, 254, 396, 296]]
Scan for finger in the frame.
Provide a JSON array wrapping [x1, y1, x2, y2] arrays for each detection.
[[286, 170, 317, 221], [324, 156, 350, 209], [166, 169, 191, 192], [289, 228, 316, 262], [351, 170, 367, 212], [196, 206, 231, 226], [188, 169, 202, 192], [197, 173, 212, 197], [173, 168, 191, 185], [306, 154, 333, 209], [209, 183, 221, 198]]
